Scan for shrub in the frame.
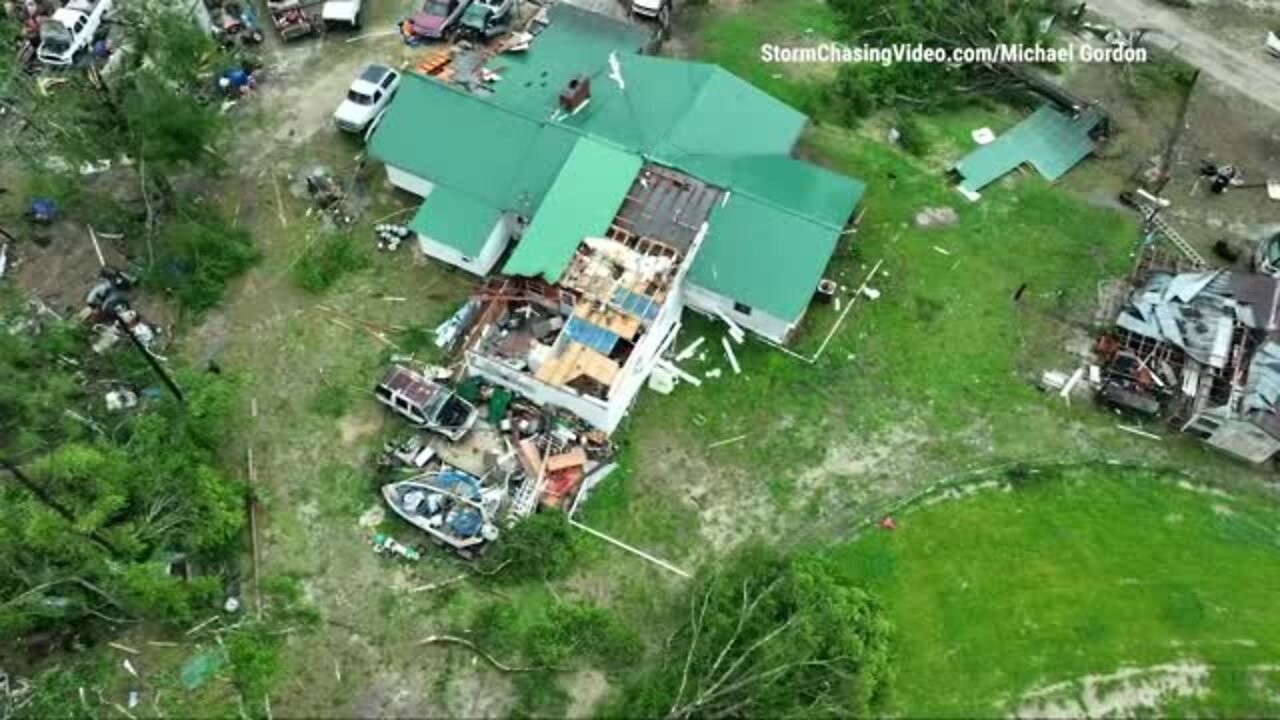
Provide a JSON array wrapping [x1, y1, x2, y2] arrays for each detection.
[[483, 509, 578, 583], [145, 201, 259, 314], [291, 233, 370, 293]]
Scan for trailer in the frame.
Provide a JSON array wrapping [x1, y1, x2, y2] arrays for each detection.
[[265, 0, 322, 41]]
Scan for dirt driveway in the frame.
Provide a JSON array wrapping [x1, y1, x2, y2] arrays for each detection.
[[1087, 0, 1280, 114]]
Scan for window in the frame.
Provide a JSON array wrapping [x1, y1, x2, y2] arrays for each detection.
[[380, 73, 397, 89], [373, 90, 384, 104], [346, 90, 373, 105], [733, 301, 753, 316]]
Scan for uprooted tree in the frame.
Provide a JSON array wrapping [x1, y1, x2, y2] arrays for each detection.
[[615, 545, 894, 718], [822, 0, 1063, 120]]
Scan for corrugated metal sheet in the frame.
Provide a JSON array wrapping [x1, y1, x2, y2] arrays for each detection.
[[409, 188, 502, 257], [502, 137, 641, 282], [953, 105, 1105, 193]]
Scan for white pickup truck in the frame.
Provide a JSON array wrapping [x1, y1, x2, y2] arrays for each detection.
[[38, 0, 114, 67], [322, 0, 363, 28]]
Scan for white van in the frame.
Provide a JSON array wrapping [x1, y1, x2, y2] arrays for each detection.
[[322, 0, 363, 29], [38, 0, 114, 67]]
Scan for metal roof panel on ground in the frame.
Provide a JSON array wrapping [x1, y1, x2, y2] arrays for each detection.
[[367, 73, 577, 216], [409, 187, 503, 257], [688, 192, 842, 322], [503, 137, 643, 282], [952, 105, 1105, 193]]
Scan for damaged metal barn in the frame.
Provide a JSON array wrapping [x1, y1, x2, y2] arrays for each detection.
[[1099, 269, 1280, 463]]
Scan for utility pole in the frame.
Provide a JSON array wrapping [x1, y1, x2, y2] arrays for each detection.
[[0, 458, 122, 557], [114, 309, 185, 403], [86, 225, 185, 403]]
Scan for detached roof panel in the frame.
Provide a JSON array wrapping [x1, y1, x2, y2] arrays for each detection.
[[690, 193, 841, 322], [953, 105, 1104, 193], [410, 188, 503, 257], [503, 138, 642, 282]]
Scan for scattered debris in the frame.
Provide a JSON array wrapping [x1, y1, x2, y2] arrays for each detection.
[[932, 246, 952, 256], [1118, 425, 1162, 441], [371, 532, 422, 562], [568, 518, 690, 578], [121, 659, 138, 678], [971, 127, 996, 145], [721, 336, 741, 375], [707, 434, 747, 450], [715, 308, 746, 344], [675, 335, 705, 361], [1098, 269, 1280, 463], [375, 224, 411, 252]]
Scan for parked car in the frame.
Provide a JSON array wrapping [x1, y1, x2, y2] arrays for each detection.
[[374, 366, 479, 442], [629, 0, 670, 25], [333, 63, 400, 133], [458, 0, 514, 40], [38, 0, 113, 67], [409, 0, 473, 40], [322, 0, 362, 29]]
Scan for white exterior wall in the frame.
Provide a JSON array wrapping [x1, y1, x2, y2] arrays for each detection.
[[418, 214, 513, 277], [386, 165, 436, 198], [684, 283, 796, 344], [467, 352, 616, 431]]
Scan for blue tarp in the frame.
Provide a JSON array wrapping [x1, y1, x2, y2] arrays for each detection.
[[613, 287, 661, 321], [563, 315, 619, 355]]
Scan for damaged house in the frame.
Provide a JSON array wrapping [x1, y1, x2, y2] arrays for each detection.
[[1100, 270, 1280, 464], [365, 4, 865, 433]]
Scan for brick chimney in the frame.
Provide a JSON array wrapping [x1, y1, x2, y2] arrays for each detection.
[[559, 75, 591, 114]]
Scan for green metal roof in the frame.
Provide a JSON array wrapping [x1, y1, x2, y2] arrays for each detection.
[[953, 105, 1105, 193], [539, 56, 806, 162], [689, 193, 844, 322], [368, 73, 577, 217], [369, 13, 864, 322], [503, 137, 642, 282], [409, 187, 502, 258], [680, 154, 864, 230], [486, 4, 654, 117]]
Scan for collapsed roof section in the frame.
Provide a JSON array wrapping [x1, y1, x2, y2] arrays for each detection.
[[367, 2, 866, 333], [1106, 270, 1280, 462], [468, 162, 716, 413], [1118, 271, 1280, 370]]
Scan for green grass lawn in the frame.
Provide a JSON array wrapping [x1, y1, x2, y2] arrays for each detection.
[[830, 465, 1280, 717]]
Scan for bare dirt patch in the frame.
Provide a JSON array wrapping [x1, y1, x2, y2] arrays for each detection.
[[1015, 661, 1211, 718], [564, 669, 610, 718]]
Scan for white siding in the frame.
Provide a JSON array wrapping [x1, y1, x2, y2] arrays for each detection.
[[418, 215, 513, 277], [467, 352, 616, 431], [684, 283, 795, 344], [386, 165, 436, 198]]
